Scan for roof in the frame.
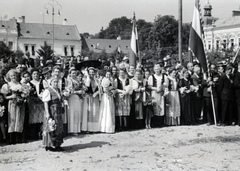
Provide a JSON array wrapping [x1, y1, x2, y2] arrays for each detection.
[[214, 16, 240, 27], [82, 38, 131, 54], [0, 19, 17, 30], [19, 23, 81, 41]]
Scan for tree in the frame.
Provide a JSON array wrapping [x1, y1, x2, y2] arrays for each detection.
[[0, 41, 14, 62], [36, 41, 54, 64]]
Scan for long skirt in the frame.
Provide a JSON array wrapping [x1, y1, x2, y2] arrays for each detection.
[[81, 94, 100, 132], [152, 91, 165, 116], [68, 94, 83, 133], [8, 100, 25, 133], [42, 103, 63, 147], [28, 97, 44, 124], [165, 91, 181, 126], [98, 94, 115, 133]]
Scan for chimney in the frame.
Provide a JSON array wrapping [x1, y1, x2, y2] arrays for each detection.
[[232, 10, 240, 16], [21, 16, 25, 23], [63, 18, 68, 25]]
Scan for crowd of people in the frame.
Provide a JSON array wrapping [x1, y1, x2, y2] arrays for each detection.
[[0, 54, 240, 152]]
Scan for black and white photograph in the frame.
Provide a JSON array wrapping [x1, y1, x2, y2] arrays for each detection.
[[0, 0, 240, 170]]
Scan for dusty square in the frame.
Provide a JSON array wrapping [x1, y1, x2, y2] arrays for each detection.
[[0, 125, 240, 171]]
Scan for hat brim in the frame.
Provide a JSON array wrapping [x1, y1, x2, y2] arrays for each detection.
[[75, 60, 102, 70]]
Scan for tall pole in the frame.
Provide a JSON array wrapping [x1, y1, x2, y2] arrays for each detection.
[[52, 5, 54, 54], [45, 0, 62, 55], [179, 0, 183, 64]]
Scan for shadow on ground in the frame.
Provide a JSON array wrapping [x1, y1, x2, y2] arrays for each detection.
[[63, 141, 110, 153]]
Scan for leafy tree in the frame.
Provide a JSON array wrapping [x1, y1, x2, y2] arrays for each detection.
[[36, 41, 54, 64], [0, 41, 14, 62]]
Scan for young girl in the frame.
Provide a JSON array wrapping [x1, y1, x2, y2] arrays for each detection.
[[143, 70, 154, 129], [0, 93, 6, 143]]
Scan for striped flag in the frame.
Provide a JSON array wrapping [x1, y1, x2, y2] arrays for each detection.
[[129, 12, 138, 67], [189, 0, 207, 72]]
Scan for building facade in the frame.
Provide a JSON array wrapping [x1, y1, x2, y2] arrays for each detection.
[[0, 16, 82, 59], [203, 1, 240, 52]]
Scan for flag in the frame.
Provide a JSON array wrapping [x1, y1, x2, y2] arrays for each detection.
[[129, 12, 138, 67], [189, 0, 207, 72]]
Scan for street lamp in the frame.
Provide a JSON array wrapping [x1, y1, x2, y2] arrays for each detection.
[[44, 0, 62, 54]]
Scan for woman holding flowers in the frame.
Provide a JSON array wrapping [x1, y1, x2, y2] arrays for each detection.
[[115, 67, 132, 131], [65, 67, 85, 134], [1, 69, 27, 144], [82, 67, 101, 132], [98, 69, 115, 133], [148, 64, 169, 127], [42, 76, 64, 151]]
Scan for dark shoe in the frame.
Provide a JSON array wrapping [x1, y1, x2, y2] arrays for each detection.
[[55, 146, 65, 151], [45, 146, 55, 151]]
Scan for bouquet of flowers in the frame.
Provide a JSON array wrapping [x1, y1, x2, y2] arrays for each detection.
[[42, 118, 57, 136], [11, 84, 31, 105], [0, 106, 5, 117]]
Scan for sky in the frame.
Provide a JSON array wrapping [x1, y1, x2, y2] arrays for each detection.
[[0, 0, 239, 34]]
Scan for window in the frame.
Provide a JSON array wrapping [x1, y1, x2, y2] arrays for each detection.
[[230, 39, 234, 48], [109, 45, 111, 48], [8, 41, 13, 50], [216, 40, 219, 50], [25, 44, 29, 53], [32, 45, 35, 56], [64, 46, 68, 56], [70, 46, 74, 56], [208, 41, 211, 50]]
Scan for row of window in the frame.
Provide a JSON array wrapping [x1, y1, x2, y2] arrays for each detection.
[[208, 38, 240, 50], [24, 45, 75, 56]]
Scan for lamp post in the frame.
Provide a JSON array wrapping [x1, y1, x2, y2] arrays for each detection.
[[44, 0, 62, 54]]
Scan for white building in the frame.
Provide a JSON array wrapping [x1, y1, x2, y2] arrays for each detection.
[[0, 18, 18, 51], [203, 1, 240, 51], [18, 17, 81, 58]]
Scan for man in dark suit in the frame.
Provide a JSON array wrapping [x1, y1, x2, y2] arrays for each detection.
[[234, 62, 240, 126], [218, 65, 235, 126], [191, 65, 203, 124]]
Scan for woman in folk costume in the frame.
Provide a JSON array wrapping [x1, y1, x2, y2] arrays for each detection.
[[148, 64, 169, 127], [28, 68, 47, 139], [42, 76, 64, 151], [165, 68, 181, 126], [64, 67, 85, 134], [115, 67, 132, 131], [1, 69, 26, 144], [179, 69, 195, 125], [98, 69, 115, 133], [49, 65, 68, 135], [130, 68, 145, 129], [81, 67, 101, 132]]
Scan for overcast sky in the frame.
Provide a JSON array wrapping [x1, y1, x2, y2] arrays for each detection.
[[0, 0, 239, 34]]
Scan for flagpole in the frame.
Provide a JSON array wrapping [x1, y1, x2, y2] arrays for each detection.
[[179, 0, 183, 64]]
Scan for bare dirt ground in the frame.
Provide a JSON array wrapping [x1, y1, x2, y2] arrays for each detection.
[[0, 125, 240, 171]]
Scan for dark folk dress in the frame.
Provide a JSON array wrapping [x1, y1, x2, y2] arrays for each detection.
[[179, 78, 195, 125], [42, 87, 63, 147]]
